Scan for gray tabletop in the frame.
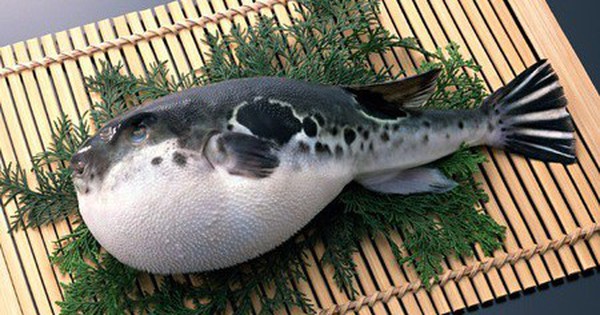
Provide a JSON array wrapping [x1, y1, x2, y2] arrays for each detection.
[[0, 0, 598, 314]]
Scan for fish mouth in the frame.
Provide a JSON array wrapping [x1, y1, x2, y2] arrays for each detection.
[[69, 148, 101, 197]]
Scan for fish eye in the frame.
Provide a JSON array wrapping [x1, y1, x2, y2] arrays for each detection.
[[130, 124, 148, 145]]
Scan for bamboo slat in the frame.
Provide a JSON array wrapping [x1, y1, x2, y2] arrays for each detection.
[[0, 1, 598, 314]]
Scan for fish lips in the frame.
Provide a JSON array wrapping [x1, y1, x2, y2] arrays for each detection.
[[70, 136, 112, 185]]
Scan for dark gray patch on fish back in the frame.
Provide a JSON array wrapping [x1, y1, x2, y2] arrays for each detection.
[[177, 129, 206, 150], [302, 117, 317, 137], [313, 113, 325, 126], [236, 99, 302, 145], [335, 145, 344, 157], [173, 152, 187, 166], [298, 141, 310, 153], [381, 132, 390, 142], [315, 142, 331, 155], [362, 130, 370, 140], [151, 157, 163, 165], [344, 129, 356, 145], [422, 120, 431, 128]]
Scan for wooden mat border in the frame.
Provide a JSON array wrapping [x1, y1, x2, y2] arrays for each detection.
[[0, 0, 598, 314]]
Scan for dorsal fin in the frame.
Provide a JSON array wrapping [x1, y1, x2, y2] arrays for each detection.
[[344, 69, 441, 115]]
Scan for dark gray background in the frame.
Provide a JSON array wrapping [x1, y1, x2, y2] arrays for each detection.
[[0, 0, 598, 314]]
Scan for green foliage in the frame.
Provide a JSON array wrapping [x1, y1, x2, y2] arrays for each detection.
[[202, 0, 412, 85], [0, 0, 506, 314], [57, 253, 141, 314], [337, 149, 504, 285], [1, 115, 87, 231], [420, 43, 487, 110], [85, 61, 202, 127], [51, 222, 100, 274]]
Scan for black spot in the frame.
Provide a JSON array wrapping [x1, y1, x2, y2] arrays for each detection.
[[302, 117, 318, 137], [357, 126, 364, 132], [488, 123, 495, 132], [298, 141, 310, 153], [313, 113, 325, 126], [173, 152, 187, 166], [446, 133, 451, 139], [384, 125, 389, 131], [151, 157, 163, 165], [335, 145, 344, 157], [344, 129, 356, 145], [422, 121, 431, 128], [423, 134, 429, 143], [331, 127, 338, 136], [360, 143, 365, 151], [227, 124, 234, 131], [362, 130, 370, 140], [381, 132, 390, 142], [90, 173, 95, 180], [458, 121, 464, 129], [315, 142, 331, 155], [498, 119, 503, 125], [84, 187, 90, 194], [368, 142, 374, 151], [393, 124, 400, 131], [237, 99, 302, 145]]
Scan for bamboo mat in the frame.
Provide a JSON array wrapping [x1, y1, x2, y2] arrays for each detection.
[[0, 0, 598, 314]]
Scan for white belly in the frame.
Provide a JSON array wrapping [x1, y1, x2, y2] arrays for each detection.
[[77, 142, 352, 274]]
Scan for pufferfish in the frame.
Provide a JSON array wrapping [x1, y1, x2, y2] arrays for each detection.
[[71, 60, 575, 274]]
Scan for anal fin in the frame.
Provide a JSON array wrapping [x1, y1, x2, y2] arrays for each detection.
[[356, 167, 458, 195]]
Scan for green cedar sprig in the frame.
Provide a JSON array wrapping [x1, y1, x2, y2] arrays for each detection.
[[1, 114, 86, 231], [0, 0, 505, 313]]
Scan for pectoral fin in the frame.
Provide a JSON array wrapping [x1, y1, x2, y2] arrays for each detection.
[[204, 132, 280, 178], [356, 167, 457, 195]]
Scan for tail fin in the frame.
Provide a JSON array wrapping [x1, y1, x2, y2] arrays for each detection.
[[483, 59, 576, 164]]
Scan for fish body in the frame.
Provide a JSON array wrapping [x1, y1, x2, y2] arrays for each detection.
[[72, 60, 575, 274]]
